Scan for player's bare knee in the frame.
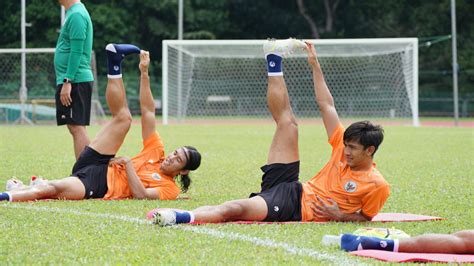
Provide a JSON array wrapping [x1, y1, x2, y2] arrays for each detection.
[[115, 109, 132, 126], [277, 115, 298, 132], [454, 230, 474, 251]]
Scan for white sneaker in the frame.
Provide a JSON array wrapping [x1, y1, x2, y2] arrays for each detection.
[[153, 209, 177, 226], [263, 38, 306, 58], [6, 177, 25, 191], [30, 176, 48, 186]]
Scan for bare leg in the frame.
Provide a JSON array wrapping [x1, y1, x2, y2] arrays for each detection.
[[192, 205, 219, 213], [399, 230, 474, 254], [89, 78, 132, 155], [193, 196, 268, 223], [67, 125, 90, 159], [8, 177, 85, 202], [266, 76, 299, 164]]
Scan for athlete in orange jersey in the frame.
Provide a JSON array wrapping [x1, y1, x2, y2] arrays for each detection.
[[0, 45, 201, 202], [152, 38, 389, 226]]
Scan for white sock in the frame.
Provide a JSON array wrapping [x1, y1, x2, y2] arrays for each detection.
[[107, 74, 123, 79], [6, 192, 13, 202], [393, 239, 399, 252]]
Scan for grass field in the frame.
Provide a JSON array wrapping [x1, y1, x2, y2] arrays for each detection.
[[0, 122, 473, 264]]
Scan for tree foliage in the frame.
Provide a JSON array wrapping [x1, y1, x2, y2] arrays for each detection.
[[0, 0, 472, 95]]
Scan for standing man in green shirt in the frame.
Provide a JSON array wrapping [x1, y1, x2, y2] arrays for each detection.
[[55, 0, 94, 159]]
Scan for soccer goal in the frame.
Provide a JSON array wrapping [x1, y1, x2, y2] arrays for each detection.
[[162, 38, 419, 126], [0, 48, 105, 124]]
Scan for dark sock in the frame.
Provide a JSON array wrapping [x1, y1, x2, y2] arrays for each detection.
[[0, 192, 11, 201], [341, 234, 395, 252], [175, 211, 193, 224], [266, 53, 283, 76], [105, 44, 141, 78]]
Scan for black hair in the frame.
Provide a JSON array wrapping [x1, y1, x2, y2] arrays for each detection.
[[177, 146, 201, 193], [343, 121, 384, 157], [178, 174, 192, 193], [183, 146, 201, 171]]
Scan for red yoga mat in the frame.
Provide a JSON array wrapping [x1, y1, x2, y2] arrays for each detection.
[[350, 250, 474, 263], [146, 209, 443, 224], [21, 195, 191, 202]]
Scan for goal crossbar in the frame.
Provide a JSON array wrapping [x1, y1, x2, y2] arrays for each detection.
[[162, 38, 419, 126]]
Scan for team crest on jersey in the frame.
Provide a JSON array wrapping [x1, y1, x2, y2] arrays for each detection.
[[151, 173, 161, 180], [344, 181, 357, 192]]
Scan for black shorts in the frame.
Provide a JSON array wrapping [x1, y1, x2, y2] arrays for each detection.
[[55, 82, 92, 126], [72, 146, 114, 199], [249, 161, 303, 222]]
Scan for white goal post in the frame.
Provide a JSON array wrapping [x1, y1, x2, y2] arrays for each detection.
[[0, 48, 105, 124], [162, 38, 419, 126]]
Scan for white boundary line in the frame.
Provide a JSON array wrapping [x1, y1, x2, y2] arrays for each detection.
[[1, 204, 355, 264]]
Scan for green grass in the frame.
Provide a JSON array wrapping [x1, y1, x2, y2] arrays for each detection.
[[0, 123, 473, 264]]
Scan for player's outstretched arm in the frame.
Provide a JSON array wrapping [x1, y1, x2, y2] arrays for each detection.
[[305, 42, 341, 138], [139, 51, 157, 141]]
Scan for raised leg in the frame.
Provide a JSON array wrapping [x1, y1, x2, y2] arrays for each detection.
[[263, 39, 304, 164], [89, 78, 132, 155], [266, 76, 299, 164], [88, 44, 140, 155]]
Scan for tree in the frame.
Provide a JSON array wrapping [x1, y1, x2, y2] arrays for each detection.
[[296, 0, 320, 38], [296, 0, 340, 39]]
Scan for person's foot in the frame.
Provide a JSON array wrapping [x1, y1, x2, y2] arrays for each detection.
[[105, 43, 141, 78], [263, 38, 306, 58], [30, 176, 48, 186], [106, 44, 141, 58], [6, 177, 25, 191], [153, 209, 177, 226], [341, 233, 396, 252]]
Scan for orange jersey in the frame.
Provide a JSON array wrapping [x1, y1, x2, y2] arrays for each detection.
[[301, 124, 390, 221], [103, 132, 180, 200]]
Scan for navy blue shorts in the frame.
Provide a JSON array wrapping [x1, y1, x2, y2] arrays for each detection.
[[250, 161, 302, 222], [72, 146, 114, 199]]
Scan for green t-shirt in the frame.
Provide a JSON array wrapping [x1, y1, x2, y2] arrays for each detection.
[[54, 2, 94, 85]]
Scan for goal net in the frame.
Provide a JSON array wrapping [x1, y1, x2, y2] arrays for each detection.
[[162, 39, 418, 126], [0, 48, 105, 124]]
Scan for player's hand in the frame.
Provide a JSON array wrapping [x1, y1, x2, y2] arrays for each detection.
[[139, 50, 150, 73], [310, 196, 344, 221], [109, 156, 132, 165], [304, 42, 320, 68], [60, 82, 72, 106]]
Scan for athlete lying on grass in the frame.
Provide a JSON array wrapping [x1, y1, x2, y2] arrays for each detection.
[[0, 45, 201, 202], [152, 38, 389, 226], [341, 230, 474, 254]]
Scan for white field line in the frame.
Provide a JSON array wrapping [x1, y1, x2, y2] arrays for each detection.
[[1, 204, 355, 264]]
